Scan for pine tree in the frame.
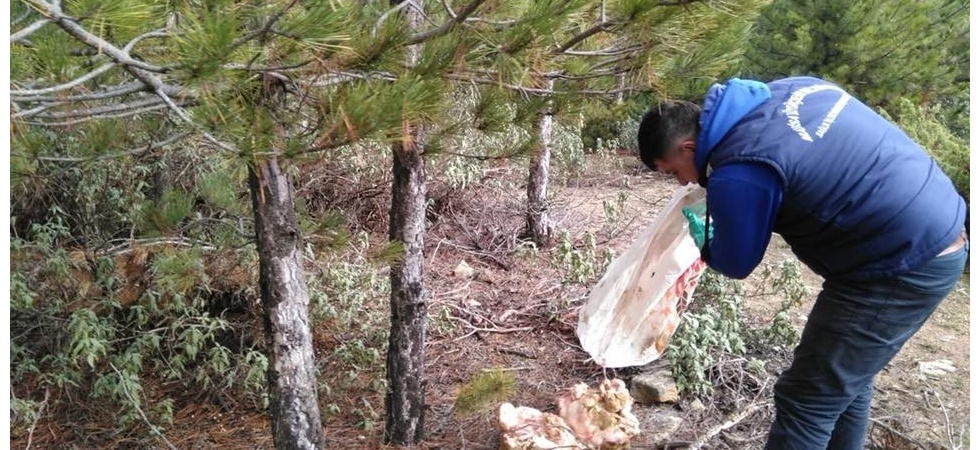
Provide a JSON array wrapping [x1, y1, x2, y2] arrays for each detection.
[[384, 0, 430, 444], [742, 0, 968, 114], [740, 0, 969, 201], [12, 1, 352, 448]]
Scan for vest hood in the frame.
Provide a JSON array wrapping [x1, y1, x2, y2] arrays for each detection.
[[695, 78, 771, 182]]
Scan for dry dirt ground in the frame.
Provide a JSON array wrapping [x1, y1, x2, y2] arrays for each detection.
[[12, 153, 970, 450], [397, 155, 970, 450]]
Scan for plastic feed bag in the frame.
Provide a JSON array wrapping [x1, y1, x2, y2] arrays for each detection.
[[577, 184, 707, 368]]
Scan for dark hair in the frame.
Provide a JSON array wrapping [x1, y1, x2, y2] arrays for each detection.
[[636, 100, 701, 171]]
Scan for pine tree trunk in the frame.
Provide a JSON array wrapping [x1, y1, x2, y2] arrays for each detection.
[[526, 80, 556, 247], [384, 141, 428, 444], [248, 158, 323, 450], [384, 0, 428, 445], [247, 73, 323, 450]]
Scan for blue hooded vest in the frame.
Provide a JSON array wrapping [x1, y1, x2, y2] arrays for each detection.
[[696, 76, 965, 280]]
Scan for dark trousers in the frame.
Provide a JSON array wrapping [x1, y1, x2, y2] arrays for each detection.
[[764, 244, 968, 450]]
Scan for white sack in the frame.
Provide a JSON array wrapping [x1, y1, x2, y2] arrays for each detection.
[[577, 184, 707, 368]]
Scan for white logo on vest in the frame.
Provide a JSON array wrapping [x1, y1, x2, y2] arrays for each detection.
[[782, 84, 851, 142]]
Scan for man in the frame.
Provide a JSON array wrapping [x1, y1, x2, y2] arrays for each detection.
[[636, 76, 967, 450]]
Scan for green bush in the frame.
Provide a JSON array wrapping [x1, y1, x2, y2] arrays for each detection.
[[10, 122, 268, 436], [667, 269, 747, 397], [618, 116, 641, 155], [581, 114, 622, 153], [667, 259, 811, 397]]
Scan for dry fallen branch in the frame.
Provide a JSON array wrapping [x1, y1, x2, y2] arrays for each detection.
[[921, 378, 969, 449], [23, 388, 50, 450], [868, 418, 933, 450], [687, 402, 766, 450], [450, 316, 535, 341]]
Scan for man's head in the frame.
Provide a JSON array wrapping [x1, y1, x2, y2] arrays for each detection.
[[637, 100, 701, 185]]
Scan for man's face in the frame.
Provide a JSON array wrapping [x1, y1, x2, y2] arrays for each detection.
[[653, 139, 698, 185]]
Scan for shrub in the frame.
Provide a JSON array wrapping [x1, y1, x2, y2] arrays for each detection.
[[581, 114, 622, 153], [667, 259, 811, 397]]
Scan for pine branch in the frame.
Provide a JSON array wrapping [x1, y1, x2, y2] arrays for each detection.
[[29, 0, 167, 74], [11, 63, 117, 98], [12, 104, 54, 119], [552, 68, 629, 81], [654, 0, 708, 6], [13, 27, 171, 100], [25, 0, 240, 152], [227, 0, 301, 64], [373, 2, 411, 37], [26, 96, 169, 119], [25, 103, 173, 127], [442, 73, 646, 97], [407, 0, 487, 44], [10, 18, 51, 43], [563, 43, 643, 57], [555, 0, 708, 53], [224, 60, 315, 73], [14, 81, 154, 104], [586, 54, 638, 72], [307, 70, 397, 87], [13, 7, 36, 26], [556, 20, 615, 54]]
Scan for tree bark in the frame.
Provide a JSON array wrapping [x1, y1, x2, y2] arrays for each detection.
[[384, 140, 428, 444], [247, 72, 323, 450], [384, 0, 429, 445], [249, 157, 323, 450], [526, 79, 556, 247]]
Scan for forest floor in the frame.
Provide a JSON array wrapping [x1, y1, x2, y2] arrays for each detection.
[[12, 153, 970, 450]]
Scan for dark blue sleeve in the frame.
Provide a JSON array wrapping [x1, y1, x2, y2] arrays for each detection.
[[703, 163, 783, 279]]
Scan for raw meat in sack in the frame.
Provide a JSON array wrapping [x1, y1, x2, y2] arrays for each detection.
[[576, 184, 708, 368]]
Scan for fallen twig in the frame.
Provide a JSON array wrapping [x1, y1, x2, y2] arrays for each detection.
[[496, 347, 537, 359], [688, 402, 766, 450], [922, 378, 968, 449], [451, 317, 535, 341], [481, 367, 531, 372], [24, 388, 50, 450], [868, 417, 932, 450]]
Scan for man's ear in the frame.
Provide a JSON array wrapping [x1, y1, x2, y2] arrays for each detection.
[[680, 139, 696, 155]]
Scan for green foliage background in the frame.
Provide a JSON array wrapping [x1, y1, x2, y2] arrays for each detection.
[[740, 0, 970, 203]]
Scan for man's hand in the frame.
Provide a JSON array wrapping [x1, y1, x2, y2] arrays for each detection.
[[682, 207, 712, 248]]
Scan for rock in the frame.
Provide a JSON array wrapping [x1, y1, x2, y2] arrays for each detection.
[[454, 260, 475, 279], [639, 413, 684, 444], [630, 370, 679, 404], [687, 398, 706, 412], [918, 359, 957, 378], [477, 270, 497, 284]]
